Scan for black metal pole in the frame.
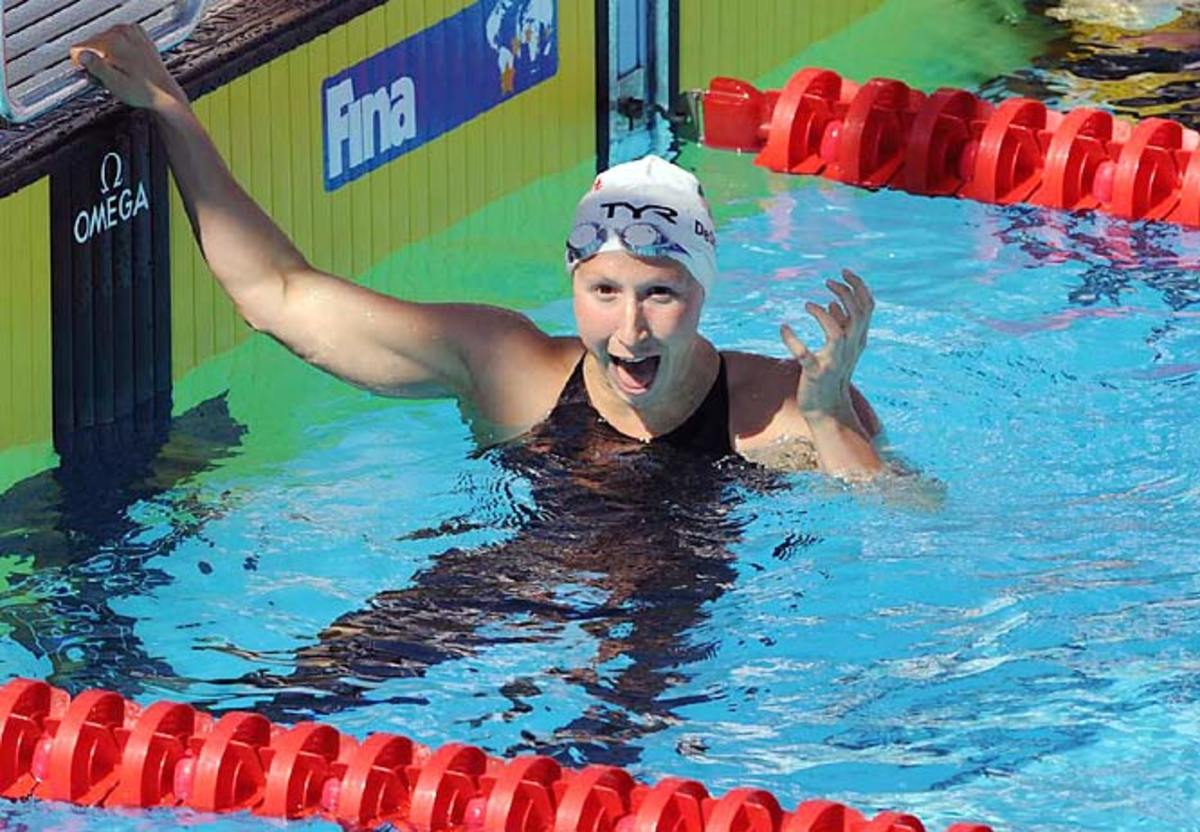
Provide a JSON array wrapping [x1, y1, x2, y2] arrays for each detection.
[[595, 0, 611, 172]]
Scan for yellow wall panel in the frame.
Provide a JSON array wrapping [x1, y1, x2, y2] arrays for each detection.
[[679, 0, 883, 90], [0, 178, 53, 464], [206, 88, 237, 357], [268, 60, 296, 256], [287, 48, 317, 292], [366, 7, 395, 270], [29, 187, 52, 446], [425, 0, 451, 244], [308, 34, 336, 275], [190, 95, 216, 365], [345, 13, 375, 279]]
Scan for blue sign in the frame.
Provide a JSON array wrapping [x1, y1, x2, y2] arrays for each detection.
[[322, 0, 558, 191]]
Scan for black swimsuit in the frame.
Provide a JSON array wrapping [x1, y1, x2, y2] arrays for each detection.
[[532, 354, 733, 457], [264, 353, 791, 731]]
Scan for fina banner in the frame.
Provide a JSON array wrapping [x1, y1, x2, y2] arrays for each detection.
[[322, 0, 558, 191]]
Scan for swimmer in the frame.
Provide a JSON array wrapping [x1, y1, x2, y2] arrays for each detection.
[[73, 25, 885, 479]]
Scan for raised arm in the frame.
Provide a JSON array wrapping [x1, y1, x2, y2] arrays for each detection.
[[72, 24, 544, 400]]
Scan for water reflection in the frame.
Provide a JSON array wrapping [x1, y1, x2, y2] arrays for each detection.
[[236, 403, 796, 766], [0, 397, 245, 692], [991, 204, 1200, 312], [989, 5, 1200, 126]]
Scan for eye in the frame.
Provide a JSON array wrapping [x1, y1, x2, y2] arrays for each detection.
[[593, 283, 618, 297], [646, 285, 677, 301]]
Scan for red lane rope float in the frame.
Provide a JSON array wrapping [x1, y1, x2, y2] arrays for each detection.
[[961, 98, 1055, 206], [702, 67, 1200, 228], [0, 678, 993, 832], [555, 765, 635, 832], [482, 755, 563, 832], [109, 700, 208, 808], [35, 689, 127, 805], [902, 89, 994, 198], [327, 731, 425, 827], [0, 679, 67, 800], [829, 78, 926, 189], [707, 787, 783, 832], [258, 721, 345, 818], [755, 69, 856, 175], [189, 711, 273, 812], [704, 77, 781, 155], [1033, 107, 1114, 212]]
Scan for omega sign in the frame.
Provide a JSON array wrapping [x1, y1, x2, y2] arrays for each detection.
[[73, 151, 150, 245]]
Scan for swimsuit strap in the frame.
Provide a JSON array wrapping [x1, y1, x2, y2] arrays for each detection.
[[557, 355, 589, 405], [661, 355, 731, 455]]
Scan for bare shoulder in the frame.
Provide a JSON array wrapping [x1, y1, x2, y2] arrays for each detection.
[[723, 350, 798, 407], [723, 351, 811, 453], [724, 349, 883, 456], [454, 305, 576, 376], [457, 311, 581, 441]]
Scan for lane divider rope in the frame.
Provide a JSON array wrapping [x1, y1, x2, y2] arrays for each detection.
[[0, 678, 991, 831], [703, 67, 1200, 226]]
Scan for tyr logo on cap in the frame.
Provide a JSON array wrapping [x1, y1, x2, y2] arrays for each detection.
[[600, 201, 679, 224]]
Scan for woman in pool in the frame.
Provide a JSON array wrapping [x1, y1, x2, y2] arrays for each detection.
[[73, 24, 884, 479]]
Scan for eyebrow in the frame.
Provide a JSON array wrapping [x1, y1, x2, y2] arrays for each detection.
[[582, 272, 688, 286]]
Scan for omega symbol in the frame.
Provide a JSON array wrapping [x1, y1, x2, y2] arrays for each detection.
[[99, 152, 124, 195]]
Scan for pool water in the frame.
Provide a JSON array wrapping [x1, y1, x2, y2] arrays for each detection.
[[4, 170, 1199, 831], [5, 6, 1200, 832]]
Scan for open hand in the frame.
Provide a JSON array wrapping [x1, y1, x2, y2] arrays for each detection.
[[70, 24, 186, 111], [781, 269, 874, 422]]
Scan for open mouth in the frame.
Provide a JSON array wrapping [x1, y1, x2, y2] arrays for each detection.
[[610, 354, 661, 394]]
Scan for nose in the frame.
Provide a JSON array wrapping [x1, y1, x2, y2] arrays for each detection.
[[616, 296, 649, 346]]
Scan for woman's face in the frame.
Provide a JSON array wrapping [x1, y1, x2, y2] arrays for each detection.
[[572, 250, 706, 408]]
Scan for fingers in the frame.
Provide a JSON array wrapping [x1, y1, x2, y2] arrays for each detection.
[[828, 301, 848, 328], [825, 279, 860, 319], [71, 28, 120, 77], [785, 271, 874, 367], [780, 324, 818, 370], [823, 269, 874, 344], [69, 46, 101, 68], [70, 23, 151, 73], [71, 47, 119, 86], [805, 301, 844, 344], [841, 269, 875, 316], [69, 24, 181, 110]]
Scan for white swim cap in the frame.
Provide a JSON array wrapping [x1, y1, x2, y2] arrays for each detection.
[[565, 155, 718, 294]]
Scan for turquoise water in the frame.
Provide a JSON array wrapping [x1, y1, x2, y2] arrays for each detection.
[[3, 171, 1199, 831], [7, 2, 1200, 825]]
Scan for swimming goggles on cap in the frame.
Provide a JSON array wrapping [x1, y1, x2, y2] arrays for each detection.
[[565, 221, 690, 268]]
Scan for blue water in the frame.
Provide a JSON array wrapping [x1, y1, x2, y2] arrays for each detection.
[[3, 170, 1198, 831]]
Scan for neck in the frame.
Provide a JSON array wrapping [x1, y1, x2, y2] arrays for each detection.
[[582, 339, 720, 440]]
